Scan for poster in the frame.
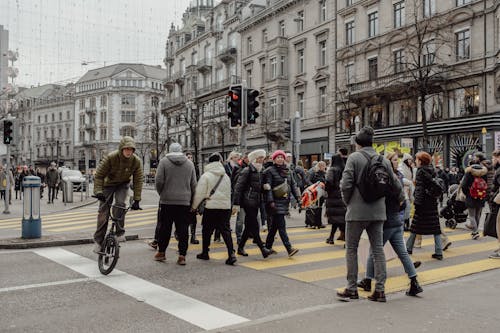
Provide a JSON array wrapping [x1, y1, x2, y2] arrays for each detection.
[[495, 131, 500, 150]]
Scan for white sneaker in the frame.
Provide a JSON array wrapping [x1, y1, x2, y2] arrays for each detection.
[[93, 242, 102, 253], [116, 235, 126, 242], [262, 225, 268, 232]]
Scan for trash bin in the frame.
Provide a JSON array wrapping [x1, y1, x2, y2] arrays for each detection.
[[22, 176, 42, 239], [62, 177, 73, 203]]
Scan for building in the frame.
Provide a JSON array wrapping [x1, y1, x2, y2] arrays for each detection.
[[0, 25, 8, 94], [335, 0, 500, 168], [74, 63, 165, 174]]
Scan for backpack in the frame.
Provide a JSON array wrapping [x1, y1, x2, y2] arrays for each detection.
[[470, 176, 487, 200], [426, 177, 445, 198], [357, 151, 392, 203]]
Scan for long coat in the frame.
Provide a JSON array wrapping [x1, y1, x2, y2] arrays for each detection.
[[325, 166, 346, 225], [263, 163, 300, 215], [410, 165, 441, 235]]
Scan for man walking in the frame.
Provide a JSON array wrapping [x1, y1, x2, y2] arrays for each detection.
[[337, 126, 390, 302], [153, 143, 197, 265], [46, 162, 60, 204]]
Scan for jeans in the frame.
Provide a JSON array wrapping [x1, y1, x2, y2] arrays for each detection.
[[201, 209, 234, 257], [366, 226, 416, 280], [406, 232, 442, 255], [265, 214, 292, 251], [157, 204, 190, 255], [468, 206, 483, 233], [48, 186, 57, 202], [94, 183, 129, 244], [345, 220, 386, 292]]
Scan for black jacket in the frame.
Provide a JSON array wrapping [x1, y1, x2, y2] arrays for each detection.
[[325, 166, 346, 225], [410, 165, 441, 235], [263, 164, 300, 215], [233, 164, 262, 209]]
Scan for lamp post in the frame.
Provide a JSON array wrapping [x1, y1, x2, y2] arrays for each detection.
[[482, 127, 487, 153]]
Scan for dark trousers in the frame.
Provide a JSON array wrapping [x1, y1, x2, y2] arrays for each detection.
[[266, 214, 291, 251], [201, 209, 234, 256], [48, 186, 57, 202], [239, 207, 264, 249], [157, 204, 190, 255]]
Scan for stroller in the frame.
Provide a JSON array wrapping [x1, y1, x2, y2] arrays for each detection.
[[439, 184, 467, 229]]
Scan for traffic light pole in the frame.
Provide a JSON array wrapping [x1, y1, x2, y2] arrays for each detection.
[[3, 113, 14, 214], [293, 112, 301, 165], [240, 81, 248, 152]]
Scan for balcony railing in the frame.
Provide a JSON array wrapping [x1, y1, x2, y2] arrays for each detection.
[[196, 58, 212, 73], [217, 46, 237, 63]]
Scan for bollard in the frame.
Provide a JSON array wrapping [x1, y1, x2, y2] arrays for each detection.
[[62, 178, 73, 203], [22, 176, 42, 239]]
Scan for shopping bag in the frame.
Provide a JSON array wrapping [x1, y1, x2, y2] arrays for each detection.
[[483, 213, 498, 238]]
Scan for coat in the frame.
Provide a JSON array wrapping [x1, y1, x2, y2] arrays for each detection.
[[192, 162, 232, 210], [233, 163, 263, 209], [461, 164, 488, 209], [46, 168, 60, 187], [325, 166, 346, 225], [155, 152, 197, 206], [410, 165, 441, 235], [263, 163, 300, 215]]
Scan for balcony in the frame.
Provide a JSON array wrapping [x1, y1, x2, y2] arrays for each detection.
[[82, 140, 94, 147], [266, 36, 288, 51], [85, 107, 96, 114], [84, 124, 96, 131], [196, 58, 212, 73], [217, 46, 237, 63]]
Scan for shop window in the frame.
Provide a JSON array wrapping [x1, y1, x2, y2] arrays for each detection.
[[448, 86, 479, 118]]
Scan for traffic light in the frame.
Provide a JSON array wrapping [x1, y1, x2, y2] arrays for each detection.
[[284, 120, 291, 139], [228, 85, 242, 128], [3, 120, 13, 144], [246, 89, 260, 124]]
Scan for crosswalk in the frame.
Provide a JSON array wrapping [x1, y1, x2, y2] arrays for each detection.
[[174, 227, 500, 298]]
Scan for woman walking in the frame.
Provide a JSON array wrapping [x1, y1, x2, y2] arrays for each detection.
[[406, 152, 443, 260], [462, 153, 488, 240], [325, 154, 346, 244]]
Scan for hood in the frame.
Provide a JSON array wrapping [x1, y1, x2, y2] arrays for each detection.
[[166, 152, 188, 165], [119, 136, 136, 151], [204, 161, 226, 176], [465, 164, 488, 177], [420, 164, 435, 177]]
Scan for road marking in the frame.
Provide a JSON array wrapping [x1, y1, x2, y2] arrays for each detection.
[[0, 278, 92, 293], [33, 248, 249, 330]]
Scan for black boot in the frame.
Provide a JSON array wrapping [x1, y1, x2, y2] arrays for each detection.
[[337, 230, 345, 241], [368, 290, 386, 302], [190, 223, 199, 244], [357, 278, 372, 292], [406, 276, 423, 296], [260, 246, 272, 258], [237, 247, 248, 256]]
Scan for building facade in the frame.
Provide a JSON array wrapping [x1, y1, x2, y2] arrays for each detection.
[[0, 25, 8, 94]]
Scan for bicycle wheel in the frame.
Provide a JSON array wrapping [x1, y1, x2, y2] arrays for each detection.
[[98, 235, 120, 275]]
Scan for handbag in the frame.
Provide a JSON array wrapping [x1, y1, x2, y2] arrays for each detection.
[[272, 178, 289, 198], [483, 212, 498, 238], [196, 175, 224, 215]]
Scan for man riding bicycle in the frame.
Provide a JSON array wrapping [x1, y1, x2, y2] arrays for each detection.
[[93, 136, 143, 253]]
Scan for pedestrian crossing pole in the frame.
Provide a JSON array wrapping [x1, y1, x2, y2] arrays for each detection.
[[3, 113, 14, 215], [240, 80, 248, 152]]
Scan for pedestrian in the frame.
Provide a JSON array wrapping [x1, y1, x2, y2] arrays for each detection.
[[263, 150, 301, 257], [153, 143, 197, 265], [185, 152, 199, 245], [0, 165, 6, 202], [14, 167, 23, 200], [193, 153, 236, 265], [399, 153, 415, 231], [406, 151, 444, 260], [358, 152, 423, 297], [337, 126, 390, 302], [232, 149, 272, 258], [462, 152, 488, 240], [488, 149, 500, 258], [92, 136, 143, 253], [447, 166, 460, 186], [45, 162, 60, 204], [325, 154, 346, 244], [307, 161, 327, 228]]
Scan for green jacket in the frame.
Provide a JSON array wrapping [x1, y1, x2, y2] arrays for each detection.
[[94, 150, 143, 201]]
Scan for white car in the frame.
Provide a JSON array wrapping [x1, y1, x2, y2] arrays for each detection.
[[61, 169, 87, 191]]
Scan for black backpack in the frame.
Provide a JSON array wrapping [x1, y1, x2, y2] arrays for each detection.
[[357, 151, 392, 203]]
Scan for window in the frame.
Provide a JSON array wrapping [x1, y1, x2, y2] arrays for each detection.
[[67, 110, 70, 120], [246, 69, 253, 88], [270, 98, 277, 120], [121, 110, 136, 122], [100, 128, 107, 141], [457, 0, 471, 5], [119, 126, 136, 137], [100, 110, 107, 123], [66, 127, 70, 138], [423, 41, 436, 66], [346, 0, 353, 6], [346, 63, 355, 84], [394, 50, 405, 73], [320, 0, 326, 22], [59, 112, 62, 121], [90, 97, 96, 108], [52, 113, 55, 122], [298, 49, 304, 73], [448, 86, 479, 117], [261, 63, 266, 82], [345, 20, 355, 45], [247, 37, 253, 54], [279, 97, 286, 119], [79, 99, 85, 109], [297, 11, 304, 32], [262, 29, 268, 48], [423, 0, 435, 17], [58, 128, 62, 137], [298, 92, 305, 118], [279, 21, 285, 37], [393, 1, 405, 28], [368, 58, 378, 80], [121, 95, 136, 106], [100, 95, 107, 107], [45, 115, 48, 123], [280, 56, 286, 76], [270, 57, 277, 79], [38, 115, 41, 123], [456, 29, 470, 61], [368, 11, 378, 37], [319, 41, 327, 67], [319, 86, 327, 113]]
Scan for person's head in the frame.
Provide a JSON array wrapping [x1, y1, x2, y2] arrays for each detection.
[[402, 153, 413, 167], [331, 153, 345, 170], [242, 153, 249, 164], [386, 152, 399, 171], [119, 136, 136, 158], [272, 150, 286, 166], [415, 151, 432, 167], [355, 126, 374, 148], [285, 152, 293, 164], [338, 148, 348, 158], [227, 151, 240, 163], [186, 152, 193, 161], [50, 162, 56, 168], [168, 142, 183, 154], [248, 149, 266, 165], [317, 161, 326, 172], [208, 152, 223, 163], [311, 160, 318, 169], [297, 160, 304, 167], [492, 149, 500, 166]]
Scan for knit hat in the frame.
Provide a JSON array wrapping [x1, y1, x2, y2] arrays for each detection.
[[208, 153, 222, 163], [169, 142, 183, 153], [355, 126, 374, 147], [271, 150, 286, 160], [248, 149, 266, 163], [402, 153, 413, 162]]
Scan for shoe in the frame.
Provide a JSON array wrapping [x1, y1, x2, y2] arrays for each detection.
[[260, 247, 272, 258], [368, 290, 386, 302], [190, 237, 200, 245], [442, 241, 452, 251], [413, 261, 422, 269], [148, 240, 158, 250], [406, 277, 423, 296], [318, 224, 326, 229], [154, 252, 166, 261], [225, 254, 237, 265], [116, 235, 126, 242], [336, 288, 359, 301], [465, 223, 474, 230], [93, 242, 102, 254], [471, 232, 480, 240], [214, 237, 222, 243], [177, 255, 186, 265], [287, 247, 299, 257], [488, 252, 500, 259], [431, 253, 443, 260], [326, 237, 334, 245], [357, 278, 372, 292], [196, 252, 210, 260], [262, 225, 268, 232], [268, 248, 278, 255], [337, 231, 345, 241], [407, 249, 412, 255], [237, 248, 248, 256]]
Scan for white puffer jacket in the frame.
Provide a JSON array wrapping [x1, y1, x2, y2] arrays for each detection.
[[192, 161, 232, 210]]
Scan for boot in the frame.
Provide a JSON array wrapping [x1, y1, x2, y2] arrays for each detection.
[[326, 236, 334, 245], [357, 278, 372, 292], [237, 247, 249, 256], [368, 290, 386, 302], [406, 276, 423, 296], [260, 246, 272, 258], [337, 231, 345, 241], [190, 224, 199, 244]]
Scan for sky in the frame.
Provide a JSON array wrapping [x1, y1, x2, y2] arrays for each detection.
[[0, 0, 193, 87]]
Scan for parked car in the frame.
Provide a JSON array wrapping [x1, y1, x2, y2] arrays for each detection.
[[61, 169, 87, 191]]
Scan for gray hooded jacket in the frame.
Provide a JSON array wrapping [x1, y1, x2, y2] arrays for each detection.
[[155, 152, 197, 206]]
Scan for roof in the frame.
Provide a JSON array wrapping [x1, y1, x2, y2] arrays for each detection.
[[77, 63, 166, 83], [14, 84, 62, 99]]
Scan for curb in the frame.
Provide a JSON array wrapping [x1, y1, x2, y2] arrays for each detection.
[[0, 234, 139, 250]]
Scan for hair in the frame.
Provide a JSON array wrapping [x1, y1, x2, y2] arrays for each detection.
[[297, 160, 304, 167], [317, 161, 326, 169], [386, 152, 398, 171], [338, 148, 348, 156], [493, 150, 500, 157], [415, 151, 432, 166]]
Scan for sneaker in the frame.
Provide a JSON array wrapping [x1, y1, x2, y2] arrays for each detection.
[[148, 240, 158, 250], [154, 252, 166, 261], [442, 241, 452, 251], [116, 235, 126, 242], [287, 248, 299, 257], [336, 288, 359, 301], [177, 255, 186, 266], [237, 248, 249, 256], [196, 252, 210, 260], [413, 261, 422, 269], [93, 242, 102, 254], [471, 232, 480, 240], [268, 248, 278, 255], [488, 252, 500, 259]]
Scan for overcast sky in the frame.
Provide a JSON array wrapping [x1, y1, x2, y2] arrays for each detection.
[[0, 0, 194, 87]]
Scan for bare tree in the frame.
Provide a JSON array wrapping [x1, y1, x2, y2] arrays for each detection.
[[182, 104, 201, 177]]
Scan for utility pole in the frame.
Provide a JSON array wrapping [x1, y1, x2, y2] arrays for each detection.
[[3, 113, 15, 214]]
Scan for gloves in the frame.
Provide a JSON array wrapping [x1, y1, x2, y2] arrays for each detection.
[[131, 200, 141, 210], [94, 193, 106, 202]]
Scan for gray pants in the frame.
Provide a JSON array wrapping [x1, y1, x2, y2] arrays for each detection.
[[93, 183, 129, 244], [468, 206, 483, 233], [345, 220, 386, 292]]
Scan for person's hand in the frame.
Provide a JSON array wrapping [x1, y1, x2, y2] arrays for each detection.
[[267, 202, 276, 212], [93, 193, 106, 202], [131, 200, 141, 210], [232, 205, 240, 216]]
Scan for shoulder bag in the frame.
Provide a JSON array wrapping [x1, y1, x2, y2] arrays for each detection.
[[196, 175, 224, 215]]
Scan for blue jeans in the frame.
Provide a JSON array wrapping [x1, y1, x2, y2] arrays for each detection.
[[265, 214, 291, 251], [366, 226, 416, 280], [406, 232, 442, 255]]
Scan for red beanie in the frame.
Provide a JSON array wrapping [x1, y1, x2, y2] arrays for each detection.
[[272, 150, 286, 160]]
